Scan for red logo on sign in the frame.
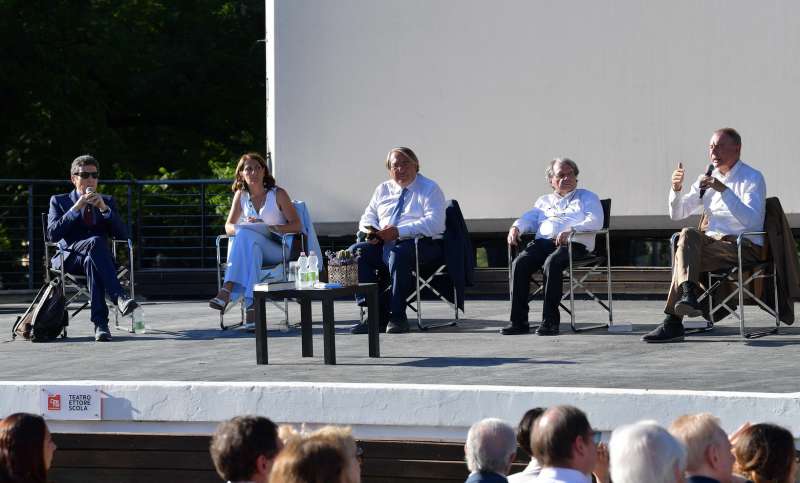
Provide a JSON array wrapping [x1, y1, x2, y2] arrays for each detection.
[[47, 394, 61, 411]]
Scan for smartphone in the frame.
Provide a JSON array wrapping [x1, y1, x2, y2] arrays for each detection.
[[593, 431, 603, 445]]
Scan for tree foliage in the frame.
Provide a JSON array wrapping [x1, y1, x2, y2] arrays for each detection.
[[0, 0, 265, 179]]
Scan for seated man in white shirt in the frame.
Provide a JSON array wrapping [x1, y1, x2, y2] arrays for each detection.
[[643, 128, 767, 343], [349, 147, 446, 334], [531, 406, 597, 483], [505, 158, 604, 336]]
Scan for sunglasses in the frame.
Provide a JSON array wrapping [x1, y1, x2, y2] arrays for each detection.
[[73, 172, 99, 179]]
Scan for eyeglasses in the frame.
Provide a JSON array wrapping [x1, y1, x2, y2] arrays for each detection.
[[242, 165, 263, 173], [73, 172, 99, 179]]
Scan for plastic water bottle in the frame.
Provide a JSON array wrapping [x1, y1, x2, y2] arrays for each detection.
[[296, 252, 308, 289], [307, 251, 319, 287], [132, 308, 146, 334]]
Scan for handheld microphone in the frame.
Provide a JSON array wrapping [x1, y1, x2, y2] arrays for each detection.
[[85, 186, 95, 195], [699, 164, 713, 199]]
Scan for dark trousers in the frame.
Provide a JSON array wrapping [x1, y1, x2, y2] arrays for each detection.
[[350, 238, 443, 323], [509, 238, 587, 325], [55, 236, 124, 326]]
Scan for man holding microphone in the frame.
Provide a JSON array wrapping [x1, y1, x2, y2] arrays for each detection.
[[47, 154, 139, 341], [642, 128, 767, 343]]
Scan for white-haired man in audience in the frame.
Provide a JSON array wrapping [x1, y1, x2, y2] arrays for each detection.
[[464, 418, 517, 483], [669, 413, 744, 483], [530, 405, 598, 483], [609, 421, 687, 483]]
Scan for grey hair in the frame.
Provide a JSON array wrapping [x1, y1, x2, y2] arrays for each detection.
[[609, 421, 687, 483], [545, 157, 579, 181], [465, 418, 517, 474]]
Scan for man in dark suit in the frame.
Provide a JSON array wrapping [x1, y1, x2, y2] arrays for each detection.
[[464, 418, 516, 483], [47, 155, 138, 341]]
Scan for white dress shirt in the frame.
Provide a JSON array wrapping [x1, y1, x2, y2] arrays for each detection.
[[359, 173, 446, 239], [512, 188, 604, 252], [508, 458, 542, 482], [668, 160, 766, 246], [533, 467, 592, 483]]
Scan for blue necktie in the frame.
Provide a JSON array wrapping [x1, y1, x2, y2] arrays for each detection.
[[383, 188, 408, 263]]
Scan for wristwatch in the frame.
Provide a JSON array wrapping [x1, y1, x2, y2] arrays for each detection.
[[100, 207, 111, 215]]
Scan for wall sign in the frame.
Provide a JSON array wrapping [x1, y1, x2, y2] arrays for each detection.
[[40, 386, 102, 420]]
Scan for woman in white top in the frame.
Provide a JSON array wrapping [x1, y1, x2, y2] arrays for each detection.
[[209, 153, 301, 320]]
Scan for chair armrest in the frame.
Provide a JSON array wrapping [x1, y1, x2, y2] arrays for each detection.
[[567, 228, 609, 244], [736, 231, 766, 246]]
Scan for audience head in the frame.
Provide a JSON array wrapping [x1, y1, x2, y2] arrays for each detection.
[[669, 413, 734, 483], [209, 415, 282, 483], [532, 405, 596, 473], [385, 147, 420, 188], [270, 425, 360, 483], [232, 152, 276, 192], [516, 407, 546, 458], [0, 412, 57, 483], [464, 418, 517, 476], [732, 423, 796, 483], [609, 421, 687, 483], [70, 154, 100, 194], [545, 157, 579, 195]]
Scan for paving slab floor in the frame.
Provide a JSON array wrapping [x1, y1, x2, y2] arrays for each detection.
[[1, 298, 798, 393]]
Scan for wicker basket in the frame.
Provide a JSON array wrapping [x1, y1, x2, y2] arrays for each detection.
[[327, 263, 359, 286]]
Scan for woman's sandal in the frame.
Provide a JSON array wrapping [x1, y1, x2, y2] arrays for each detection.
[[208, 287, 232, 311]]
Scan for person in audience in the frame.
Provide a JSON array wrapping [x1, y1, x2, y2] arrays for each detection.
[[504, 158, 603, 336], [530, 405, 598, 483], [643, 127, 767, 343], [209, 415, 283, 483], [508, 408, 546, 482], [208, 152, 301, 324], [732, 423, 797, 483], [348, 146, 446, 334], [464, 418, 517, 483], [270, 425, 361, 483], [669, 413, 737, 483], [0, 412, 57, 483], [47, 154, 139, 341], [609, 421, 687, 483]]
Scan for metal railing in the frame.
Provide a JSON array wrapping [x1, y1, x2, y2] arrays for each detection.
[[0, 179, 232, 291]]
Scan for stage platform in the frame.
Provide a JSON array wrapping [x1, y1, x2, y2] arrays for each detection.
[[2, 298, 798, 393]]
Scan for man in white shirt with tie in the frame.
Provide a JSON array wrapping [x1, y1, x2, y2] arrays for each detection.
[[643, 128, 767, 343], [504, 158, 604, 336], [349, 147, 446, 334]]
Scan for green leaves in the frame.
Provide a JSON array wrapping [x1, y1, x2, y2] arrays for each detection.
[[0, 0, 266, 179]]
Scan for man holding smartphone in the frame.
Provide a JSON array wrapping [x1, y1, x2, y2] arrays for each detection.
[[348, 147, 446, 334], [47, 154, 139, 341]]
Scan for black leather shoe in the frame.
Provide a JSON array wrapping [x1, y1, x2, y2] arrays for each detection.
[[94, 324, 112, 342], [535, 320, 560, 336], [641, 315, 685, 343], [674, 281, 702, 318], [386, 320, 410, 334], [117, 295, 139, 317], [500, 324, 530, 335]]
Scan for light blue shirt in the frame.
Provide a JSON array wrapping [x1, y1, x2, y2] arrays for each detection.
[[668, 160, 766, 245], [359, 173, 446, 239], [513, 188, 604, 251]]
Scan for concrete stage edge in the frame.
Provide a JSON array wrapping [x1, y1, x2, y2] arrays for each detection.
[[2, 381, 799, 442]]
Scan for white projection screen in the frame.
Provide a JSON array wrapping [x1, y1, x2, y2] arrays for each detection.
[[265, 0, 800, 233]]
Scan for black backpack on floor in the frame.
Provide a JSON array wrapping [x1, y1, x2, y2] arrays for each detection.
[[12, 278, 68, 342]]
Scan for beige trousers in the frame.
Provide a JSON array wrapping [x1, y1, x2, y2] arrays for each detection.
[[664, 228, 761, 315]]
